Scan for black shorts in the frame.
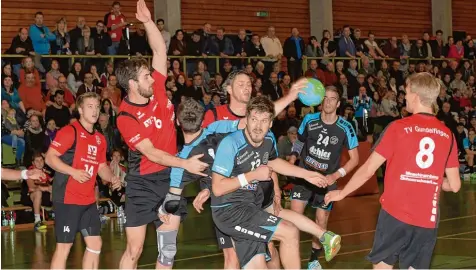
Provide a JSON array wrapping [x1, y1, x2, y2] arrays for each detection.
[[366, 209, 438, 269], [212, 203, 282, 268], [290, 177, 337, 210], [124, 169, 187, 228], [54, 202, 101, 243], [214, 181, 275, 250]]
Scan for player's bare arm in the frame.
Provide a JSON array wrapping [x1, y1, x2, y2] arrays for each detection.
[[211, 165, 272, 197], [97, 163, 122, 191], [442, 167, 461, 193], [267, 158, 327, 187], [273, 78, 307, 116], [325, 151, 386, 204], [326, 148, 359, 185], [45, 148, 90, 183], [271, 172, 282, 216], [136, 0, 167, 75], [1, 168, 45, 181], [135, 139, 208, 176]]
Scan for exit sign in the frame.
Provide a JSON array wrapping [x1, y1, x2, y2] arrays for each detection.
[[256, 11, 269, 17]]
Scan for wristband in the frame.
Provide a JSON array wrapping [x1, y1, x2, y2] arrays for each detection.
[[338, 168, 346, 177], [237, 174, 248, 187], [21, 170, 28, 180]]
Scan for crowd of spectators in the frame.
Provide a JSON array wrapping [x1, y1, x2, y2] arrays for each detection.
[[2, 1, 476, 226]]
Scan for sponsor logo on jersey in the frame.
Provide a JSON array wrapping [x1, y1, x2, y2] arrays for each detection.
[[223, 117, 229, 120], [95, 135, 101, 145], [237, 150, 254, 165], [80, 132, 87, 138], [240, 183, 258, 191], [136, 111, 145, 119], [214, 165, 229, 175], [88, 145, 98, 156], [263, 152, 269, 164], [129, 134, 141, 144], [305, 156, 328, 170], [143, 116, 162, 129], [330, 136, 339, 145], [321, 128, 328, 134], [308, 122, 322, 131], [208, 148, 215, 159], [51, 141, 61, 148], [309, 146, 331, 160]]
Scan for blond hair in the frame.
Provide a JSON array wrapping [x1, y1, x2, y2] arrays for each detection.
[[76, 92, 100, 109], [405, 72, 440, 108]]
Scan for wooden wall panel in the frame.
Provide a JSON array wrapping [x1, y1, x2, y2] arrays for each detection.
[[452, 0, 476, 37], [180, 0, 310, 42], [333, 0, 432, 39], [2, 0, 153, 53]]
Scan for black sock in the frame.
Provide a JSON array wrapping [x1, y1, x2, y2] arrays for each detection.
[[471, 166, 474, 173], [310, 248, 322, 261]]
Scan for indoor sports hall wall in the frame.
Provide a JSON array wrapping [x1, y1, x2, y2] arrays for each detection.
[[452, 0, 476, 37], [332, 0, 432, 39], [180, 0, 311, 42], [1, 0, 154, 50]]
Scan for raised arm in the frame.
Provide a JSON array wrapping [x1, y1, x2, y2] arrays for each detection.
[[136, 0, 167, 75]]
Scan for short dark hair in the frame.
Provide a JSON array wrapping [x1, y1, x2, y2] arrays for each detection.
[[35, 11, 43, 17], [177, 98, 205, 134], [115, 57, 149, 91], [436, 30, 443, 35], [54, 90, 65, 97], [246, 96, 275, 119], [32, 151, 44, 161], [112, 1, 120, 6], [156, 19, 165, 24]]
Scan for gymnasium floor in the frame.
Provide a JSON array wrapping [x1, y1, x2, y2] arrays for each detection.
[[2, 183, 476, 269]]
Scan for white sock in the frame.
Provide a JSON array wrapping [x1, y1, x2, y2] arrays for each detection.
[[34, 214, 41, 223]]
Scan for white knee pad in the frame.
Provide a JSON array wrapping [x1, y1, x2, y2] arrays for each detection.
[[86, 247, 101, 254], [157, 230, 178, 266]]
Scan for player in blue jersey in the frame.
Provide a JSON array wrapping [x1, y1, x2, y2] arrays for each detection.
[[158, 98, 342, 269], [289, 85, 360, 269], [210, 96, 341, 269]]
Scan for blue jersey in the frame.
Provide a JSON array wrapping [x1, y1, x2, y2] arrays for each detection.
[[170, 120, 240, 189], [294, 113, 358, 174], [211, 129, 278, 206]]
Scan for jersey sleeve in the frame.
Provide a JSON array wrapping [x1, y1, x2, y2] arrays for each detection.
[[373, 122, 397, 160], [202, 110, 215, 128], [116, 114, 145, 149], [267, 132, 278, 161], [206, 120, 239, 134], [297, 114, 311, 140], [98, 135, 107, 165], [341, 119, 359, 150], [170, 167, 202, 189], [152, 70, 167, 107], [49, 125, 75, 155], [212, 136, 238, 177], [463, 138, 470, 149], [446, 135, 459, 168]]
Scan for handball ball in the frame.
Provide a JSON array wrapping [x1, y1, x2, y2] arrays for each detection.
[[298, 78, 326, 106]]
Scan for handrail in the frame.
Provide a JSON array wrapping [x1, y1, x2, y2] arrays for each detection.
[[1, 54, 464, 78]]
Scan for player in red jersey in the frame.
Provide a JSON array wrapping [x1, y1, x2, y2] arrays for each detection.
[[45, 92, 122, 269], [325, 73, 461, 269], [197, 70, 307, 269], [114, 1, 208, 269]]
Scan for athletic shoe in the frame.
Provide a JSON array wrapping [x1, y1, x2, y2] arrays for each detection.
[[34, 221, 47, 231], [320, 231, 341, 262], [308, 260, 323, 269]]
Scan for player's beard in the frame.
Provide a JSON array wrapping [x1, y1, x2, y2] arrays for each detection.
[[248, 128, 265, 144], [138, 85, 153, 98]]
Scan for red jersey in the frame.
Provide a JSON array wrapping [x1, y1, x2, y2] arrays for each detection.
[[374, 113, 458, 228], [202, 104, 244, 127], [49, 121, 107, 205], [117, 71, 176, 176], [107, 13, 126, 42]]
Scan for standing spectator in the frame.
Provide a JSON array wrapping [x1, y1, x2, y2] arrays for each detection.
[[422, 32, 433, 58], [51, 17, 72, 75], [186, 31, 203, 75], [203, 27, 234, 73], [106, 1, 127, 55], [156, 19, 171, 51], [233, 29, 250, 69], [283, 28, 305, 81], [43, 119, 57, 150], [430, 30, 445, 58], [168, 29, 186, 56], [246, 34, 266, 66], [338, 25, 356, 58], [305, 36, 322, 58], [382, 37, 400, 59], [260, 26, 283, 77], [464, 40, 475, 60], [28, 12, 55, 69], [68, 17, 86, 53], [4, 28, 35, 78], [91, 20, 112, 73]]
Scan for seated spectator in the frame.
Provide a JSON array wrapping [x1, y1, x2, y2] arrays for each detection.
[[130, 24, 150, 56], [170, 59, 185, 79], [77, 72, 101, 96], [89, 65, 103, 88], [381, 90, 399, 127], [195, 61, 211, 88], [353, 86, 372, 138], [45, 90, 71, 128], [304, 59, 326, 85], [2, 63, 19, 89], [18, 72, 46, 114], [101, 75, 122, 107], [185, 73, 205, 101], [168, 29, 186, 56], [21, 153, 53, 231], [287, 106, 300, 128], [23, 114, 46, 167], [4, 27, 35, 78], [101, 99, 117, 128], [323, 62, 338, 86], [1, 105, 25, 165], [254, 61, 266, 83], [359, 57, 374, 76], [67, 61, 84, 95], [100, 61, 115, 87], [450, 71, 467, 91], [221, 60, 233, 81], [19, 57, 40, 85], [45, 60, 63, 91], [271, 110, 290, 139], [45, 75, 76, 108], [2, 75, 26, 115], [43, 118, 57, 151], [461, 61, 474, 82], [200, 93, 214, 112], [263, 72, 283, 101], [280, 75, 291, 97], [209, 74, 226, 104], [463, 129, 476, 174], [96, 113, 120, 158], [436, 101, 458, 135]]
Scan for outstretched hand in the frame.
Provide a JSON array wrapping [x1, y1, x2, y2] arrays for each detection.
[[136, 0, 151, 23], [288, 78, 308, 100]]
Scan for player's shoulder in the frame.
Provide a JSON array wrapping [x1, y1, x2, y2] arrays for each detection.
[[57, 123, 77, 135], [336, 116, 356, 132], [302, 112, 321, 124], [220, 130, 247, 149], [264, 130, 277, 143]]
